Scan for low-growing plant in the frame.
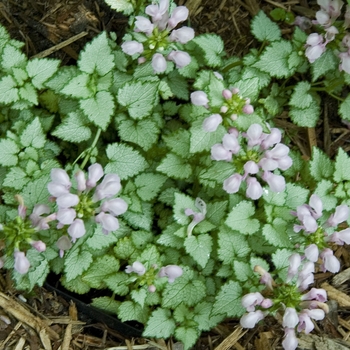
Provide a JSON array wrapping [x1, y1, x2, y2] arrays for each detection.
[[1, 0, 350, 348]]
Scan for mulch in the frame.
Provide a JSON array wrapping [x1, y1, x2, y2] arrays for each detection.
[[1, 0, 350, 349]]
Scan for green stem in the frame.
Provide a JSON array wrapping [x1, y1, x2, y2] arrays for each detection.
[[80, 128, 102, 169]]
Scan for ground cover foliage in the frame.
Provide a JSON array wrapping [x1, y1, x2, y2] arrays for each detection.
[[1, 0, 350, 349]]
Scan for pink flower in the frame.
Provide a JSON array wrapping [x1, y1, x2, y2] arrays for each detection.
[[31, 240, 46, 252], [167, 50, 191, 68], [126, 261, 146, 275], [95, 212, 120, 234], [240, 310, 265, 328], [135, 16, 154, 35], [211, 144, 232, 161], [223, 173, 243, 194], [339, 51, 350, 74], [241, 292, 264, 312], [246, 124, 263, 147], [56, 193, 79, 209], [169, 27, 194, 44], [56, 236, 72, 257], [320, 248, 340, 273], [57, 208, 76, 225], [68, 219, 86, 242], [329, 227, 350, 245], [327, 204, 350, 227], [152, 53, 167, 73], [202, 114, 223, 132], [50, 169, 71, 189], [146, 0, 169, 22], [121, 41, 144, 55], [158, 265, 183, 283], [282, 328, 298, 350], [75, 170, 86, 191], [301, 288, 327, 302], [283, 307, 299, 328], [246, 177, 263, 200], [167, 6, 189, 29], [286, 253, 301, 282], [222, 133, 240, 154], [86, 163, 104, 188], [191, 91, 209, 106], [262, 171, 285, 192], [100, 198, 128, 216], [304, 244, 319, 262], [14, 251, 30, 274], [93, 174, 121, 201]]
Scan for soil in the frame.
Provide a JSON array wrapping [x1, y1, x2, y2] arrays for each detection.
[[1, 0, 350, 349]]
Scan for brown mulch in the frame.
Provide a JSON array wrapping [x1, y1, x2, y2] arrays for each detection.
[[1, 0, 350, 349]]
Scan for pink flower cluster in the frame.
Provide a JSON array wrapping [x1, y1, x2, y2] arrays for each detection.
[[240, 262, 328, 350], [305, 0, 350, 65], [211, 124, 292, 199], [293, 194, 350, 273], [190, 87, 254, 132], [0, 196, 55, 274], [121, 0, 193, 73], [48, 164, 128, 248], [125, 261, 183, 291]]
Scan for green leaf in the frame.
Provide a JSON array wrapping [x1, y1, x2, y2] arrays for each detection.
[[78, 32, 114, 76], [105, 143, 147, 180], [339, 95, 350, 122], [234, 77, 260, 101], [19, 82, 37, 105], [0, 139, 19, 166], [289, 100, 320, 127], [162, 269, 206, 308], [118, 118, 160, 151], [233, 260, 254, 281], [190, 120, 226, 153], [61, 73, 92, 99], [157, 153, 192, 179], [2, 44, 26, 71], [225, 201, 260, 235], [334, 148, 350, 182], [212, 281, 244, 317], [21, 176, 50, 207], [285, 183, 309, 209], [20, 117, 46, 148], [83, 255, 120, 289], [60, 275, 91, 294], [311, 49, 338, 81], [315, 179, 337, 211], [253, 40, 293, 78], [26, 58, 60, 89], [165, 70, 189, 100], [310, 147, 334, 181], [105, 273, 130, 295], [175, 327, 199, 350], [163, 129, 191, 157], [194, 302, 225, 331], [135, 173, 167, 201], [80, 91, 114, 130], [192, 34, 224, 67], [0, 75, 19, 104], [217, 227, 251, 264], [86, 223, 127, 250], [64, 248, 93, 282], [3, 167, 29, 190], [117, 81, 159, 120], [272, 248, 293, 276], [206, 200, 228, 226], [173, 193, 197, 225], [123, 202, 153, 230], [104, 0, 134, 15], [262, 219, 293, 247], [184, 235, 212, 268], [143, 308, 175, 338], [118, 301, 148, 323], [131, 288, 148, 308], [52, 112, 92, 143], [251, 11, 281, 42], [91, 296, 120, 314], [289, 81, 312, 109]]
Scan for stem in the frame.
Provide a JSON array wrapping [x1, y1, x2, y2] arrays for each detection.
[[80, 128, 102, 169]]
